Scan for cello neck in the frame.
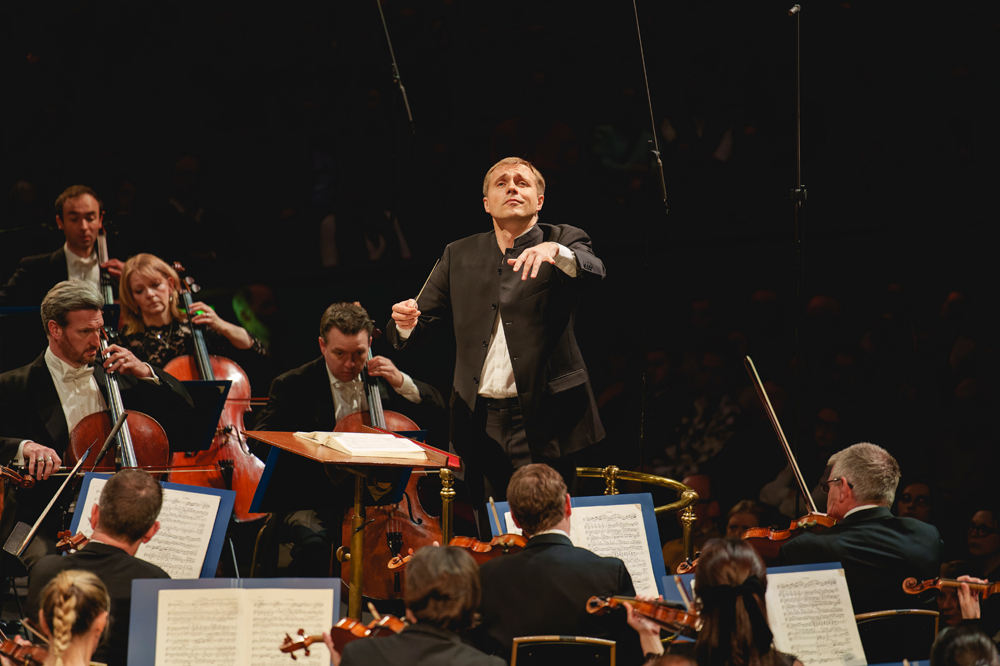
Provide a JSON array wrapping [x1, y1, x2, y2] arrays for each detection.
[[179, 290, 214, 380], [96, 228, 114, 305], [99, 329, 137, 468], [744, 356, 818, 515]]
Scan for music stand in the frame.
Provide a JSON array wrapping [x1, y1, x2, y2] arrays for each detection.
[[244, 427, 459, 619]]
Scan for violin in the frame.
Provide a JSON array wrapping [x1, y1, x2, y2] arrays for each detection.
[[586, 596, 702, 636], [0, 626, 48, 666], [740, 357, 835, 562], [162, 264, 266, 523], [903, 577, 998, 599], [0, 467, 35, 491], [387, 534, 528, 570], [65, 328, 170, 472], [280, 614, 405, 658], [741, 513, 838, 542], [55, 530, 90, 555], [0, 639, 47, 666], [0, 466, 35, 520], [336, 314, 442, 600]]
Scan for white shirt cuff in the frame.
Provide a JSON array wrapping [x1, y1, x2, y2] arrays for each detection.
[[397, 324, 413, 341], [15, 440, 29, 466], [140, 363, 161, 385], [393, 372, 421, 404], [553, 243, 579, 277]]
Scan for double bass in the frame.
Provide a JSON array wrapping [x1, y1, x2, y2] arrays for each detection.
[[162, 265, 266, 523], [336, 323, 442, 600]]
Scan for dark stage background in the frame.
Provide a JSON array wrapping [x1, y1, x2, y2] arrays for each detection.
[[2, 1, 997, 549]]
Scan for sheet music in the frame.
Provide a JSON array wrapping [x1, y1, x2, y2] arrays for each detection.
[[504, 503, 658, 598], [154, 588, 334, 666], [247, 589, 333, 665], [766, 568, 867, 666], [76, 478, 220, 579], [155, 589, 243, 665]]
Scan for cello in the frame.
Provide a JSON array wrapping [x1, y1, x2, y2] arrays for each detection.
[[336, 323, 443, 601], [739, 356, 835, 562], [162, 265, 266, 523], [65, 328, 170, 471]]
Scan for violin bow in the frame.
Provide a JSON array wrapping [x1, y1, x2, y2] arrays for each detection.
[[744, 356, 819, 515], [488, 496, 503, 536], [4, 446, 93, 558]]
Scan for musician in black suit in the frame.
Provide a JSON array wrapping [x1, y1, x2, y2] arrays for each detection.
[[467, 464, 641, 663], [27, 469, 170, 666], [780, 442, 942, 616], [326, 545, 505, 666], [252, 302, 444, 575], [0, 185, 124, 306], [390, 157, 605, 536], [0, 280, 194, 570]]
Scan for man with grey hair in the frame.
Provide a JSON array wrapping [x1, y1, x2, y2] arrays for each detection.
[[780, 442, 942, 616], [0, 280, 192, 569]]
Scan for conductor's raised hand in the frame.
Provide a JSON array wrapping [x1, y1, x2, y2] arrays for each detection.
[[367, 355, 404, 389], [508, 242, 558, 280], [391, 299, 420, 331]]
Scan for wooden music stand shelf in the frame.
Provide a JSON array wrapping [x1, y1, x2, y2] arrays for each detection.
[[244, 428, 459, 620]]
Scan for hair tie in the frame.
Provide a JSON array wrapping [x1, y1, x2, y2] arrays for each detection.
[[699, 575, 773, 652]]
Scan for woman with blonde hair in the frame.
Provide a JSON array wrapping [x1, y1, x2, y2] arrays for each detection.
[[118, 253, 265, 366], [37, 570, 110, 666]]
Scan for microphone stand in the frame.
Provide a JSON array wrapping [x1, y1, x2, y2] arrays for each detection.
[[374, 0, 414, 136], [788, 4, 807, 517], [372, 0, 416, 260], [631, 0, 669, 466]]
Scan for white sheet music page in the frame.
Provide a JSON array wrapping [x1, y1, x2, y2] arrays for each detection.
[[76, 479, 220, 579], [154, 587, 333, 666], [503, 503, 658, 598], [766, 567, 867, 666]]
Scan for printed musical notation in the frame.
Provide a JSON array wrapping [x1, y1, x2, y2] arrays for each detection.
[[154, 588, 334, 666], [76, 478, 220, 579], [504, 503, 658, 598], [766, 569, 867, 666]]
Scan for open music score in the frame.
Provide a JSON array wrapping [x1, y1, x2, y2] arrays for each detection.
[[155, 587, 334, 665], [765, 567, 866, 665], [500, 498, 662, 599], [72, 473, 233, 579]]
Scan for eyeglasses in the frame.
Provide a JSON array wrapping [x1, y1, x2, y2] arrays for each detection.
[[820, 477, 853, 494], [967, 524, 1000, 537], [899, 493, 931, 506]]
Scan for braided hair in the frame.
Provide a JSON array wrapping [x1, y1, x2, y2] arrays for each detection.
[[40, 570, 110, 665]]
